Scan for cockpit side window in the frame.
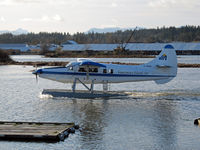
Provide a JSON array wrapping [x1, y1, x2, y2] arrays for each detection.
[[89, 68, 92, 72], [78, 68, 86, 72], [89, 68, 98, 72], [93, 68, 98, 72], [70, 66, 73, 70], [78, 67, 99, 73]]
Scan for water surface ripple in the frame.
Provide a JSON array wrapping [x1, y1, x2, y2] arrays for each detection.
[[0, 65, 200, 150]]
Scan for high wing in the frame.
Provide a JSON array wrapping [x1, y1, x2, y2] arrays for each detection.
[[78, 59, 106, 68]]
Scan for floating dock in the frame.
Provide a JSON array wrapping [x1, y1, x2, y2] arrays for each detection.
[[42, 89, 129, 98], [0, 121, 75, 142]]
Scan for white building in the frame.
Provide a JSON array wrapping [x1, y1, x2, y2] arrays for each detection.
[[61, 42, 200, 51], [0, 44, 29, 52]]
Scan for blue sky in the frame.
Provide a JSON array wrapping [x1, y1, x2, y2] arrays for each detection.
[[0, 0, 199, 33]]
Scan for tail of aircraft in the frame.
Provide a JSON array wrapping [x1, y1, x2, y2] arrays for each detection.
[[147, 44, 177, 84]]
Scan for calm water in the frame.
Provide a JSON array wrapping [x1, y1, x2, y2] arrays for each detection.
[[0, 60, 200, 149], [11, 55, 200, 64]]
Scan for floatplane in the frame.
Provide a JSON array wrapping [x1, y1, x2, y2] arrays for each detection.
[[33, 44, 177, 98]]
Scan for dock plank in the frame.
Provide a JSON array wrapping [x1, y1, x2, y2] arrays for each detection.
[[0, 121, 75, 142]]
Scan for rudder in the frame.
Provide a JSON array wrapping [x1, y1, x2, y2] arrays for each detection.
[[147, 44, 177, 84]]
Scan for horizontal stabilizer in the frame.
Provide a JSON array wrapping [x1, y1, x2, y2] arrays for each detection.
[[156, 65, 171, 68]]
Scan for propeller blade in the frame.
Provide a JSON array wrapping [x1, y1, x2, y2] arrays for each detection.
[[32, 69, 38, 83], [32, 68, 42, 83], [36, 73, 38, 83]]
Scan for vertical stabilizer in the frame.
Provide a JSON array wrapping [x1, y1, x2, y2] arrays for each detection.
[[147, 44, 177, 84]]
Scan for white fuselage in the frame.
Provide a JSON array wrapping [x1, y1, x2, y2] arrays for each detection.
[[34, 44, 177, 85], [38, 63, 174, 84]]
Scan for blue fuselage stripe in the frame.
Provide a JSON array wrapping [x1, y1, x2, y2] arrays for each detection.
[[39, 71, 175, 78]]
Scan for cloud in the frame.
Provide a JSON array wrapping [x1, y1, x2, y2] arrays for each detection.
[[149, 0, 176, 8], [40, 15, 64, 22], [20, 15, 64, 22], [13, 0, 40, 3], [0, 0, 13, 5], [0, 0, 40, 5], [48, 0, 71, 5], [20, 18, 33, 21], [52, 15, 63, 21], [111, 2, 118, 8], [0, 0, 77, 5], [0, 16, 6, 22], [40, 15, 49, 22], [148, 0, 200, 9]]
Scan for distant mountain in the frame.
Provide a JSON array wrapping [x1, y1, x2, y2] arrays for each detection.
[[0, 28, 28, 35], [86, 27, 143, 33]]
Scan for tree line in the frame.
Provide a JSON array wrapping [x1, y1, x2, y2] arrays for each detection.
[[0, 50, 13, 62], [0, 25, 200, 44]]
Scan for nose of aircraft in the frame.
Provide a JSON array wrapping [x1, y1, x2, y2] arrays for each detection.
[[32, 69, 43, 75]]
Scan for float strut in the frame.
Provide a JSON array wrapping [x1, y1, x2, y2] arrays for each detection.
[[103, 80, 108, 93], [72, 78, 77, 92], [90, 80, 94, 93]]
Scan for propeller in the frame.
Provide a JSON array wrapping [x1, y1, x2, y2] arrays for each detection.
[[32, 69, 38, 83], [32, 64, 42, 83], [35, 64, 38, 83], [36, 73, 38, 83]]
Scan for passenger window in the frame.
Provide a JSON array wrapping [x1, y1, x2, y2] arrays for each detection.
[[79, 68, 98, 72], [109, 69, 113, 74], [103, 69, 107, 73], [89, 68, 98, 72], [94, 68, 98, 72], [78, 68, 86, 72]]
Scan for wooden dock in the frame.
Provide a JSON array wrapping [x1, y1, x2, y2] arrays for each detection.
[[0, 121, 76, 142]]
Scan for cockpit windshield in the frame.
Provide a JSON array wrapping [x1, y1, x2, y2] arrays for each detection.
[[66, 61, 80, 70], [66, 62, 79, 67]]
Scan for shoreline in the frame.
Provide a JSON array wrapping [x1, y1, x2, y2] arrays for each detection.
[[45, 55, 155, 58], [1, 61, 200, 68]]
